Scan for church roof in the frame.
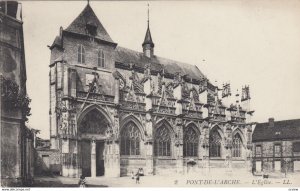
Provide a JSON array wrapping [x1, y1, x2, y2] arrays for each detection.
[[60, 4, 206, 83], [252, 119, 300, 142], [115, 46, 205, 82], [65, 4, 114, 44]]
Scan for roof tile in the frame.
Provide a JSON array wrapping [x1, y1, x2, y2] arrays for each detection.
[[252, 119, 300, 142]]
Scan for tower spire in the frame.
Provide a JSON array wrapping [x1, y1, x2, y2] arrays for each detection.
[[147, 3, 149, 28], [142, 3, 154, 58]]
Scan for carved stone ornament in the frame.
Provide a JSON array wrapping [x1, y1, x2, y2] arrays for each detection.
[[176, 118, 183, 126]]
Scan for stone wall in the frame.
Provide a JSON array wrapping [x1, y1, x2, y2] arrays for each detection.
[[35, 149, 61, 175], [1, 2, 35, 186]]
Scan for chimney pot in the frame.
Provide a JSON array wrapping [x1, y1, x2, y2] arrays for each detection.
[[269, 118, 275, 128]]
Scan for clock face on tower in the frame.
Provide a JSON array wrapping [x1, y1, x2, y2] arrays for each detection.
[[119, 78, 125, 89]]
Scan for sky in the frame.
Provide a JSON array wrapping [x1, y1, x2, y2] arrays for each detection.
[[21, 0, 300, 139]]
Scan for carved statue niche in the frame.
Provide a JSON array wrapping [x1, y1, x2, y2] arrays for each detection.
[[88, 72, 104, 95], [173, 72, 183, 87], [175, 118, 183, 142], [145, 112, 153, 138], [144, 63, 151, 80], [222, 83, 231, 98], [165, 82, 174, 98], [157, 72, 162, 95], [241, 85, 250, 101], [105, 124, 114, 139], [199, 78, 207, 93], [191, 87, 199, 102], [182, 82, 189, 100]]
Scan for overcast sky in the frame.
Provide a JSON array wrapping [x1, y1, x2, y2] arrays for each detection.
[[22, 0, 300, 139]]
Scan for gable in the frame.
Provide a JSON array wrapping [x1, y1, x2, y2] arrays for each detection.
[[65, 4, 114, 44]]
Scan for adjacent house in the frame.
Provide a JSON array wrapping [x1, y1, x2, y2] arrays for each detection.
[[252, 118, 300, 175]]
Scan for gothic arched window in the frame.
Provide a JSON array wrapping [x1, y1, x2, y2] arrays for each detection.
[[120, 122, 140, 155], [154, 125, 171, 156], [78, 45, 85, 64], [232, 133, 242, 158], [183, 127, 199, 157], [209, 129, 222, 157], [97, 49, 105, 68]]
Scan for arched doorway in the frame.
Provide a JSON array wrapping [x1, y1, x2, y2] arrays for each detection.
[[78, 108, 110, 177]]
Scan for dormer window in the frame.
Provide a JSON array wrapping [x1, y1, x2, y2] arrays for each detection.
[[86, 22, 97, 36], [97, 49, 105, 68], [78, 45, 85, 64]]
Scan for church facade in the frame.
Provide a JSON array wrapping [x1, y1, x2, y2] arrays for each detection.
[[48, 3, 254, 178]]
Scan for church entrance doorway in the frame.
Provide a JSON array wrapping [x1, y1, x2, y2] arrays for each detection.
[[78, 107, 111, 177], [81, 140, 91, 177]]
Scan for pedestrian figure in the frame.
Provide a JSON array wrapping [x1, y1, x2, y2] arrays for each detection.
[[135, 171, 140, 184], [78, 175, 86, 188], [131, 171, 135, 179]]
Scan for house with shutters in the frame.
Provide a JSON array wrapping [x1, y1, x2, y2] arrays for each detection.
[[252, 118, 300, 175]]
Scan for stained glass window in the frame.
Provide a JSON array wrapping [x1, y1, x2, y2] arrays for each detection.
[[120, 122, 140, 155], [78, 45, 85, 64], [183, 127, 198, 157], [232, 133, 242, 158], [154, 125, 171, 156], [209, 129, 222, 157]]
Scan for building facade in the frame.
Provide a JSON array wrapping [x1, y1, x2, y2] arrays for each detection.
[[0, 1, 35, 186], [49, 3, 255, 178], [252, 118, 300, 175]]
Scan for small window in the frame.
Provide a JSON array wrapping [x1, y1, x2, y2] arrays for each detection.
[[274, 144, 281, 157], [255, 145, 262, 157], [97, 49, 105, 68], [78, 45, 85, 64], [293, 142, 300, 152]]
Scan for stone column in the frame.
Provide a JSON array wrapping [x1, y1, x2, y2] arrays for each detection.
[[114, 75, 120, 104], [175, 118, 184, 174], [91, 140, 96, 178], [145, 141, 153, 175]]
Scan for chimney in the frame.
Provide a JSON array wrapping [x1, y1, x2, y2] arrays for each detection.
[[268, 118, 275, 128]]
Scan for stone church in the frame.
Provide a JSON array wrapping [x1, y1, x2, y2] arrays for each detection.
[[48, 3, 254, 178]]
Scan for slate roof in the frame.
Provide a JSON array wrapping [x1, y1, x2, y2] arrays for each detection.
[[252, 119, 300, 142], [65, 4, 114, 44], [142, 24, 154, 47], [115, 46, 205, 81], [58, 3, 206, 82], [50, 35, 62, 50]]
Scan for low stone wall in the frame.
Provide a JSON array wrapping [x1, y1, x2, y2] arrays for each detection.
[[35, 149, 61, 175], [120, 157, 146, 176], [153, 158, 177, 175]]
